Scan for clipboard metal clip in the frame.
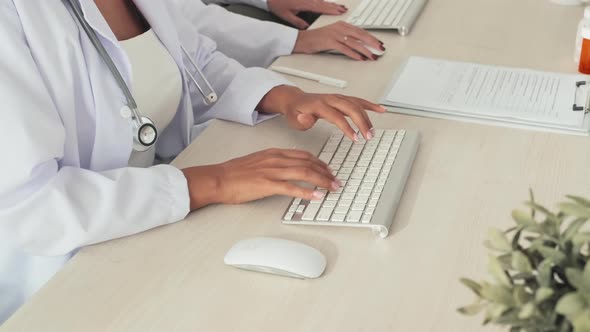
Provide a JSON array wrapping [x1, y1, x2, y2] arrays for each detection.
[[573, 80, 590, 113]]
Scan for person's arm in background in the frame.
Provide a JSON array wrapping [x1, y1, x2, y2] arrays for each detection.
[[172, 0, 385, 68]]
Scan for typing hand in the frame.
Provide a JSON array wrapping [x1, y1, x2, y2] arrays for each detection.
[[181, 149, 339, 209], [267, 0, 347, 29], [294, 21, 385, 61], [258, 86, 387, 142]]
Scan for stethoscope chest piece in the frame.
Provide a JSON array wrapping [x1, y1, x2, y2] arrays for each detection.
[[120, 106, 157, 152]]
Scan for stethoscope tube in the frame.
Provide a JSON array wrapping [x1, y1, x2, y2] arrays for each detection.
[[66, 0, 217, 151]]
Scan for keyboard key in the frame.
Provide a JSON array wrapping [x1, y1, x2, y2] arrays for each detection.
[[296, 205, 305, 214], [326, 193, 341, 201], [293, 198, 302, 205], [316, 207, 333, 221], [331, 213, 346, 222], [351, 203, 366, 211], [284, 211, 294, 221], [361, 214, 373, 224], [338, 199, 353, 207], [335, 206, 349, 214], [342, 192, 356, 200], [302, 205, 320, 220], [288, 205, 298, 212], [323, 200, 337, 208], [319, 152, 334, 163], [346, 210, 362, 222], [365, 206, 376, 215]]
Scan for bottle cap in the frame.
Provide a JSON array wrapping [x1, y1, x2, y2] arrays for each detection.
[[585, 6, 590, 18]]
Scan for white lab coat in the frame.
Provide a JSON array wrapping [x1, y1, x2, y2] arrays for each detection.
[[203, 0, 269, 11], [173, 0, 298, 68], [0, 0, 290, 323]]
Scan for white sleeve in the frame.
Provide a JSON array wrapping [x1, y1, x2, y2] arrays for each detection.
[[172, 0, 297, 67], [202, 0, 269, 11], [0, 6, 190, 256], [171, 5, 294, 126]]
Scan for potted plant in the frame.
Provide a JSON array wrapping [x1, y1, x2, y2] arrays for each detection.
[[459, 191, 590, 332]]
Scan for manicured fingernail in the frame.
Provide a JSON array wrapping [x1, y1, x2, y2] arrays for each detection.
[[379, 40, 384, 45], [327, 165, 334, 173], [380, 106, 387, 112], [380, 45, 386, 51], [370, 127, 376, 134], [331, 181, 341, 190], [352, 133, 359, 142], [366, 131, 374, 140], [362, 55, 369, 61], [371, 54, 378, 60], [312, 190, 325, 200]]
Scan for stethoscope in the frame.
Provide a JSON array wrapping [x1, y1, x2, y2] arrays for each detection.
[[66, 0, 218, 152]]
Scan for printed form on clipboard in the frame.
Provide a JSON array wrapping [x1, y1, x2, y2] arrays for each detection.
[[380, 56, 590, 135]]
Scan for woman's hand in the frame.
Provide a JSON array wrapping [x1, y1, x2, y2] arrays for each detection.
[[258, 86, 387, 142], [181, 148, 341, 210], [268, 0, 347, 29], [294, 21, 385, 61]]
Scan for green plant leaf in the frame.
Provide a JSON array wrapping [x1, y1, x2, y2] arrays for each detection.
[[512, 209, 537, 227], [567, 195, 590, 208], [481, 283, 514, 305], [537, 259, 553, 287], [556, 292, 587, 319], [525, 201, 556, 218], [536, 246, 567, 265], [518, 302, 535, 319], [511, 251, 533, 273], [572, 309, 590, 332], [559, 203, 590, 218], [460, 278, 483, 297], [584, 261, 590, 289], [535, 287, 554, 303], [513, 285, 532, 305], [563, 218, 589, 242], [567, 268, 585, 290], [487, 228, 513, 252], [458, 301, 486, 316], [488, 255, 513, 287], [573, 233, 590, 246]]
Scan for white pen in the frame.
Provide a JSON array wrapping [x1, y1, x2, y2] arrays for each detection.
[[271, 66, 348, 89]]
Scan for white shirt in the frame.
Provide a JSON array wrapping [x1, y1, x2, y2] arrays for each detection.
[[172, 0, 298, 68], [0, 0, 291, 323], [123, 29, 183, 167], [203, 0, 269, 11]]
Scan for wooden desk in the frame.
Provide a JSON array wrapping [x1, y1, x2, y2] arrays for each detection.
[[3, 0, 588, 331]]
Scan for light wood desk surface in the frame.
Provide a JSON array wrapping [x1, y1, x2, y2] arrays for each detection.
[[3, 0, 588, 331]]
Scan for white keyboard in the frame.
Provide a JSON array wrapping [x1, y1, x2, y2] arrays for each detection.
[[282, 129, 420, 238], [346, 0, 429, 35]]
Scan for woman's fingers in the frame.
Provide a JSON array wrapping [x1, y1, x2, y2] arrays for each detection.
[[310, 104, 358, 141], [345, 96, 388, 113], [340, 22, 383, 50], [265, 180, 327, 201], [327, 96, 374, 138], [330, 40, 365, 61], [342, 38, 375, 60], [261, 156, 335, 181], [267, 166, 339, 191]]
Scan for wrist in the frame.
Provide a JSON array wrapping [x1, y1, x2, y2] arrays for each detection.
[[257, 85, 304, 115], [181, 165, 223, 210], [293, 30, 311, 54]]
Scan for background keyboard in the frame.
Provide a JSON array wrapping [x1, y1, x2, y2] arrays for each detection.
[[282, 129, 420, 238], [346, 0, 429, 36]]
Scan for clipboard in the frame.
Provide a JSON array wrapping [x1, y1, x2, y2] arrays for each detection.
[[379, 57, 590, 136]]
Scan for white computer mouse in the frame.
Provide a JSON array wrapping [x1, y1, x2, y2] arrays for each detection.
[[224, 237, 327, 279], [328, 41, 386, 57]]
